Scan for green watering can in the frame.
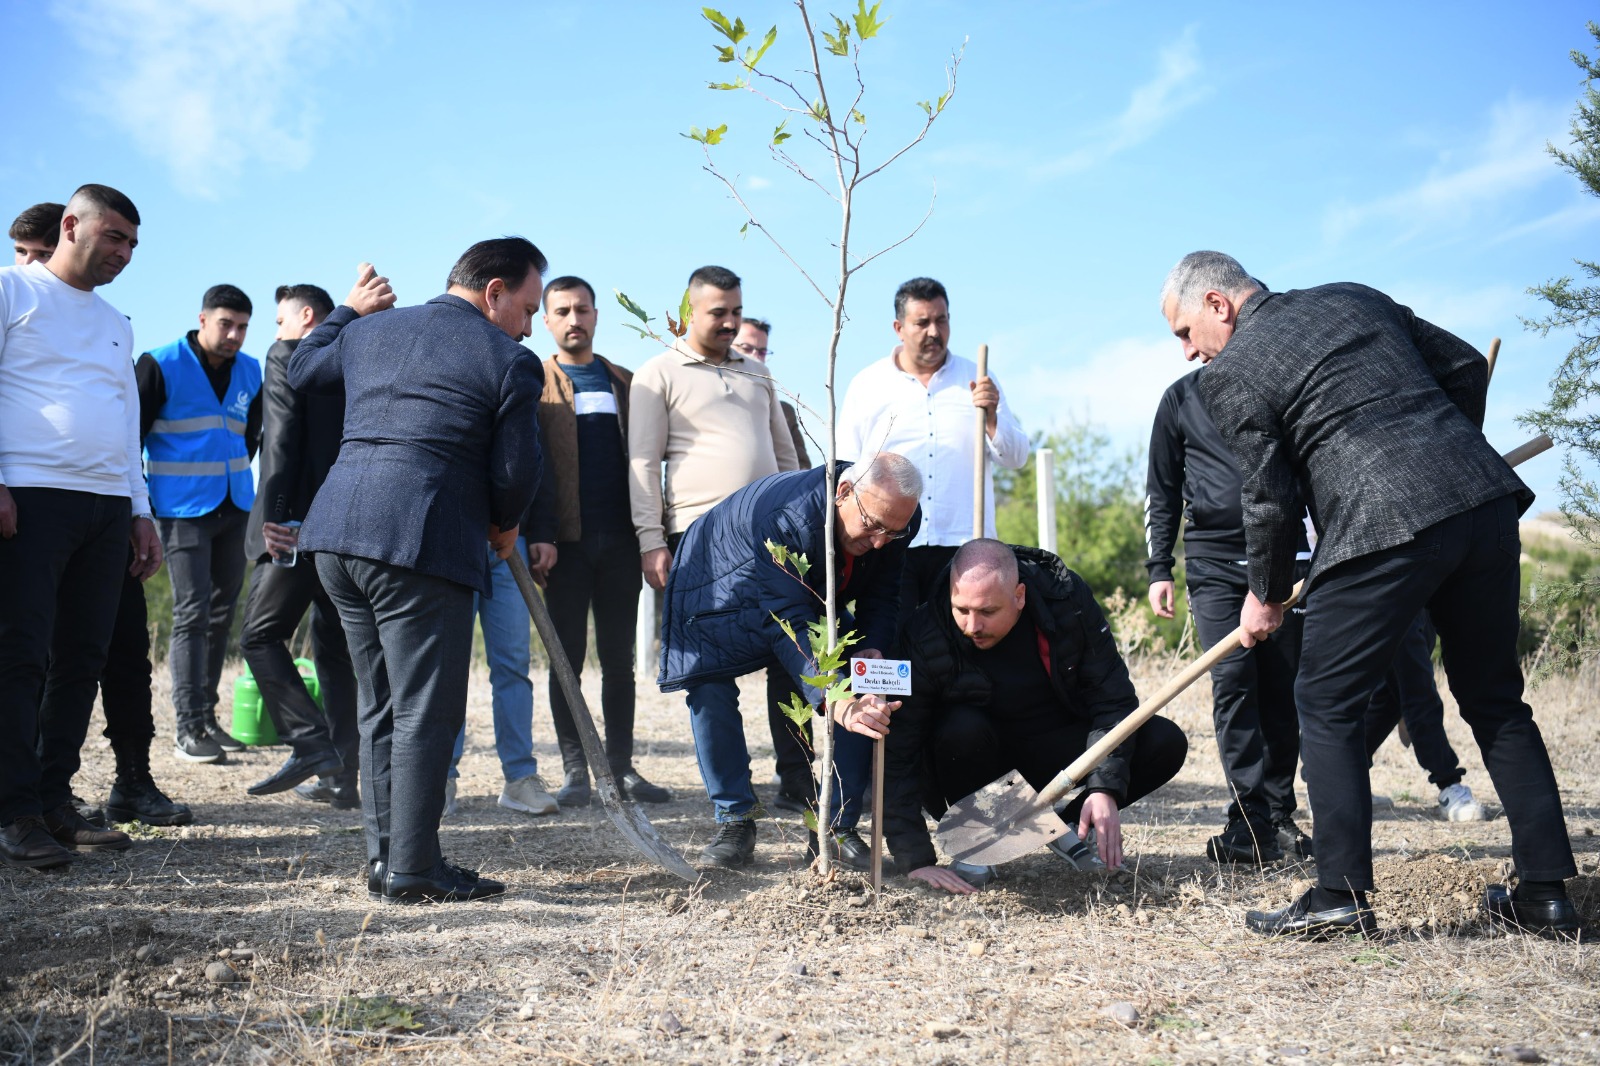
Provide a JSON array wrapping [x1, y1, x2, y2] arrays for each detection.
[[230, 658, 323, 746]]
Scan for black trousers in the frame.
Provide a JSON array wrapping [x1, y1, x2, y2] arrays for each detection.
[[158, 509, 248, 728], [1185, 556, 1303, 824], [317, 553, 474, 875], [927, 705, 1187, 827], [1363, 613, 1464, 789], [1296, 494, 1575, 892], [240, 557, 359, 770], [545, 530, 640, 776], [668, 530, 811, 788], [88, 555, 158, 771], [0, 488, 130, 823]]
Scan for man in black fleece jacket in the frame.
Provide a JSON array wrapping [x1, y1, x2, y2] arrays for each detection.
[[882, 539, 1187, 893]]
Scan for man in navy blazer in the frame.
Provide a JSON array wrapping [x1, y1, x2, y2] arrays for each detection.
[[289, 238, 547, 905]]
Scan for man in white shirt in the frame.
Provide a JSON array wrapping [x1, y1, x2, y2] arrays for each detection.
[[836, 277, 1028, 619], [0, 184, 161, 869]]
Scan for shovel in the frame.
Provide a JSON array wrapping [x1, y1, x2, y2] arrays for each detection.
[[506, 552, 698, 882], [937, 433, 1553, 868]]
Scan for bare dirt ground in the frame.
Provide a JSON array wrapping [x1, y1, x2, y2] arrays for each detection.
[[2, 655, 1597, 1065]]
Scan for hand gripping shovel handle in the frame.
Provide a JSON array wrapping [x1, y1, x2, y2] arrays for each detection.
[[505, 552, 698, 882], [1022, 432, 1551, 817]]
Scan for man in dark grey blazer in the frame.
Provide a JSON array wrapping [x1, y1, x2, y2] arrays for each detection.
[[290, 239, 547, 905], [239, 283, 359, 805], [1161, 251, 1580, 941]]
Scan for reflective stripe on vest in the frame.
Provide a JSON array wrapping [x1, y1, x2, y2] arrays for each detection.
[[143, 337, 261, 518]]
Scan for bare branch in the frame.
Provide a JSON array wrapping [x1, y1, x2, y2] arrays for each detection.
[[772, 147, 841, 203], [701, 148, 833, 307], [846, 183, 938, 274], [856, 40, 966, 187]]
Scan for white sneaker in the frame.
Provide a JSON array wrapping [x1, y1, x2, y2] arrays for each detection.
[[442, 779, 458, 819], [499, 774, 559, 816], [1438, 783, 1486, 822], [1046, 827, 1106, 871]]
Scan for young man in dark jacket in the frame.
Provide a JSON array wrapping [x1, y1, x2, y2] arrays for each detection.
[[883, 539, 1187, 894], [659, 454, 920, 869]]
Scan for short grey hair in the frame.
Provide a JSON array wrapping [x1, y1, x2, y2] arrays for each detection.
[[842, 452, 922, 500], [1161, 251, 1261, 312]]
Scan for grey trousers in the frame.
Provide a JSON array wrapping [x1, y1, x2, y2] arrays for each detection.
[[158, 509, 248, 729], [316, 552, 475, 876]]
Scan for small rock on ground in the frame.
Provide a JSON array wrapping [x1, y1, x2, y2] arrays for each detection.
[[203, 962, 238, 985], [923, 1022, 961, 1040], [1103, 1002, 1139, 1028]]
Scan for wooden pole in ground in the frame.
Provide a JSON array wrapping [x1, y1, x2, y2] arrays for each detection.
[[972, 344, 990, 537]]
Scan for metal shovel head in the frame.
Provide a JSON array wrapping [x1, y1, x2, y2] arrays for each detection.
[[603, 791, 700, 883], [936, 771, 1073, 867]]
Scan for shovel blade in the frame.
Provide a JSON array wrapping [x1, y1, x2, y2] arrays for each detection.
[[936, 771, 1073, 867], [605, 795, 701, 882]]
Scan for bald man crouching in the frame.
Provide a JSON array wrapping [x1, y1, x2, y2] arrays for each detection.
[[881, 539, 1188, 893]]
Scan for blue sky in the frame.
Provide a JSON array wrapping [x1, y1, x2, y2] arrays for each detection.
[[3, 0, 1597, 512]]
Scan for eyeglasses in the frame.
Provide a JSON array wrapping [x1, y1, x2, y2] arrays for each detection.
[[850, 487, 911, 540], [731, 342, 772, 357]]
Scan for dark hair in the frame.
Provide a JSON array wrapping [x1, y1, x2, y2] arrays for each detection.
[[69, 184, 141, 226], [543, 275, 596, 305], [743, 317, 772, 335], [9, 202, 64, 244], [447, 236, 549, 293], [894, 277, 948, 320], [688, 265, 741, 292], [274, 283, 334, 320], [202, 284, 253, 315]]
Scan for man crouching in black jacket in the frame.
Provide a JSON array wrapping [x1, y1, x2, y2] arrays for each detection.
[[883, 539, 1187, 894]]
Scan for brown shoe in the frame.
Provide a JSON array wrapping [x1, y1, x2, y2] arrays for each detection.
[[43, 804, 132, 852], [0, 815, 75, 869]]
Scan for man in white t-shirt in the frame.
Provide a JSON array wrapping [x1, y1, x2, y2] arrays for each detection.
[[0, 183, 161, 869], [836, 277, 1028, 623]]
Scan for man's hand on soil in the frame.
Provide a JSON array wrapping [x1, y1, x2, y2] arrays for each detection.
[[909, 865, 977, 895], [1079, 792, 1124, 869]]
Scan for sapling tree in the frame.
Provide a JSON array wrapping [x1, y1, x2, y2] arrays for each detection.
[[1522, 21, 1600, 671], [620, 1, 962, 873]]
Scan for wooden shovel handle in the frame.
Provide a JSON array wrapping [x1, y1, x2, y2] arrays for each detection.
[[973, 344, 989, 540], [1485, 337, 1501, 385]]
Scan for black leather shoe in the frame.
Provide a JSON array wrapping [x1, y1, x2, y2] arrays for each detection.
[[771, 790, 812, 814], [206, 716, 246, 754], [106, 770, 193, 826], [699, 819, 757, 868], [295, 775, 360, 810], [42, 804, 132, 852], [1246, 888, 1378, 939], [367, 860, 386, 902], [1207, 817, 1284, 865], [619, 769, 671, 804], [71, 793, 107, 827], [382, 859, 505, 905], [248, 750, 344, 797], [0, 816, 75, 869], [1484, 884, 1588, 941]]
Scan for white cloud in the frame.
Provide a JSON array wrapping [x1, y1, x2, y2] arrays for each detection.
[[51, 0, 360, 198], [745, 174, 772, 191], [1030, 26, 1208, 180], [1322, 96, 1572, 247], [1000, 332, 1185, 448]]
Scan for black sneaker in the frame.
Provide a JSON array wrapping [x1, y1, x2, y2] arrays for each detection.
[[698, 819, 757, 868], [174, 728, 226, 764], [556, 769, 591, 808], [771, 790, 812, 814], [619, 769, 672, 804], [106, 769, 193, 826], [1206, 816, 1283, 865], [205, 716, 246, 754], [1272, 815, 1313, 860]]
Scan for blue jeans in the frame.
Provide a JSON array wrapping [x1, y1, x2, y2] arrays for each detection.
[[450, 539, 537, 782], [687, 675, 869, 826]]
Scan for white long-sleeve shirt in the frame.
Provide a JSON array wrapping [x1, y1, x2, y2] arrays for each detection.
[[0, 261, 149, 515], [837, 348, 1028, 547]]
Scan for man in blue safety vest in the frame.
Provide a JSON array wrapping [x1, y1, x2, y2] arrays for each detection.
[[136, 284, 263, 764]]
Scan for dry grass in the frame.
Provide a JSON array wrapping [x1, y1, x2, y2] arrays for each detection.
[[1, 654, 1597, 1065]]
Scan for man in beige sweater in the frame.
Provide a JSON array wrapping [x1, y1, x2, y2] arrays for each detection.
[[628, 265, 800, 591]]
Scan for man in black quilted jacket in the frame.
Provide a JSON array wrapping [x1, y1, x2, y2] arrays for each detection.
[[1161, 250, 1580, 941], [881, 539, 1187, 894]]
